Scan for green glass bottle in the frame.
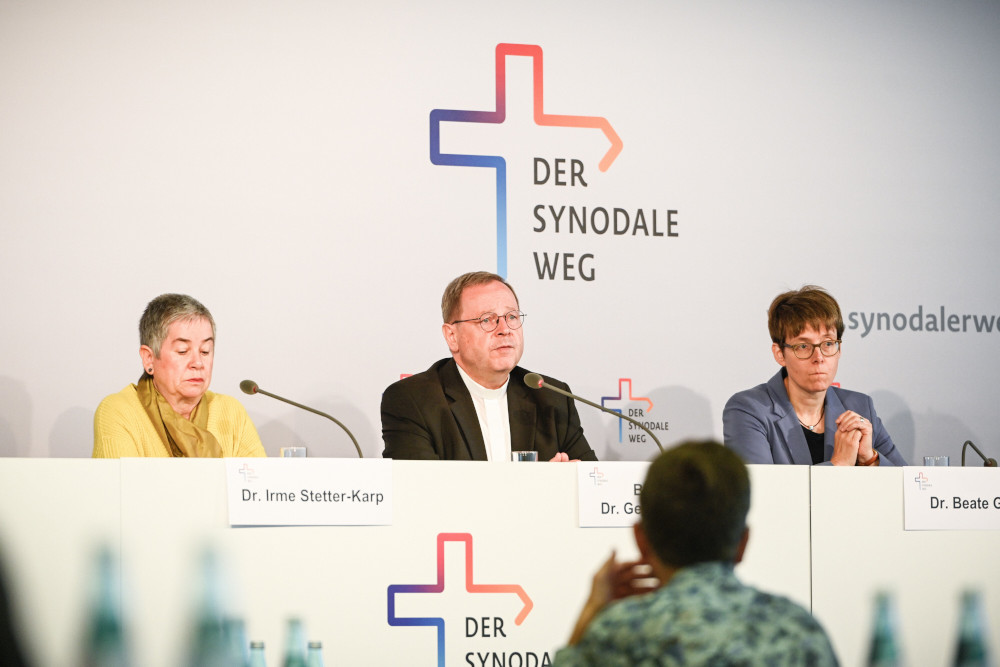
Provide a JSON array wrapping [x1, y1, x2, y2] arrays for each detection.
[[953, 590, 990, 667], [282, 618, 307, 667], [306, 641, 325, 667], [187, 550, 239, 667], [81, 546, 130, 667], [224, 618, 250, 667], [248, 641, 267, 667], [867, 591, 902, 667]]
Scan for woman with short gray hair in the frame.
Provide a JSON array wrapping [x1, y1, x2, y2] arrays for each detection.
[[93, 294, 265, 458]]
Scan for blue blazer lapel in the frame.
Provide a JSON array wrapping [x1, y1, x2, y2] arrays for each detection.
[[767, 370, 814, 465]]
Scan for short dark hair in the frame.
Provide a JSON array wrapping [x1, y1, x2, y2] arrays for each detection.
[[767, 285, 844, 345], [440, 271, 518, 323], [640, 440, 750, 567]]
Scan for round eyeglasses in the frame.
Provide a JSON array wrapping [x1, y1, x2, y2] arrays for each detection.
[[451, 310, 526, 332], [783, 340, 842, 359]]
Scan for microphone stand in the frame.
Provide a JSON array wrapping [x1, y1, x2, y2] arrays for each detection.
[[961, 440, 998, 467], [241, 380, 363, 458]]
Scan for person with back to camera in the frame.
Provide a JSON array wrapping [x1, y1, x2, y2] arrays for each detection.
[[93, 293, 265, 458], [723, 285, 906, 466], [552, 440, 838, 666]]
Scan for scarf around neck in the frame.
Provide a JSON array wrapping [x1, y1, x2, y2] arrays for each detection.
[[136, 375, 223, 458]]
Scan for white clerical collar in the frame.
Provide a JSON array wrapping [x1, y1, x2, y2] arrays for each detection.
[[456, 364, 510, 398], [455, 364, 512, 463]]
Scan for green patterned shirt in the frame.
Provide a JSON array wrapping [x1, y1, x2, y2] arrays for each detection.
[[553, 561, 838, 666]]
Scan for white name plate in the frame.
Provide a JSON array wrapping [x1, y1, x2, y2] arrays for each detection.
[[903, 467, 1000, 530], [225, 458, 392, 527], [577, 461, 650, 527]]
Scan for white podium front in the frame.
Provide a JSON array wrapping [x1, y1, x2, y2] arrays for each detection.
[[0, 459, 810, 667], [812, 467, 1000, 666]]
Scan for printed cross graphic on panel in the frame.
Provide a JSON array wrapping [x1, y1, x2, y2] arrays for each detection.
[[386, 532, 533, 667], [601, 379, 654, 442], [588, 466, 608, 486], [429, 43, 623, 278]]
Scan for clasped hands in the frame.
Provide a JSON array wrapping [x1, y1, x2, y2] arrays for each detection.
[[831, 410, 878, 466]]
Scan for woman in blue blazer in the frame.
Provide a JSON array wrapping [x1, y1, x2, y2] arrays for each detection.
[[723, 286, 906, 466]]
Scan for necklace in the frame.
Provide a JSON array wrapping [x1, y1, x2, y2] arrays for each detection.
[[797, 404, 825, 431]]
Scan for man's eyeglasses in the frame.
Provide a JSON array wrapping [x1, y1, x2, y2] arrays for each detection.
[[451, 311, 526, 332], [782, 340, 842, 359]]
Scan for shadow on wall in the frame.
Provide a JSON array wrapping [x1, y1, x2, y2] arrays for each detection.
[[911, 411, 978, 464], [255, 402, 376, 458], [870, 390, 916, 464], [49, 407, 95, 458], [873, 389, 979, 465], [255, 419, 301, 457], [595, 385, 714, 463], [0, 377, 31, 457]]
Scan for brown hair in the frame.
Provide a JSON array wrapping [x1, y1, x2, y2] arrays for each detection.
[[767, 285, 843, 344], [440, 272, 518, 322], [640, 440, 750, 567]]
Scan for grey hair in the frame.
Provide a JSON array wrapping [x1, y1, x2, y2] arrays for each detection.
[[139, 294, 216, 357]]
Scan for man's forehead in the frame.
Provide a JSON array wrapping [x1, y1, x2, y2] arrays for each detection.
[[464, 296, 519, 311], [460, 281, 517, 309]]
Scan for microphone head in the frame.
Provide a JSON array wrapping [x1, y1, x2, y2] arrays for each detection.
[[523, 373, 544, 389], [239, 380, 259, 395]]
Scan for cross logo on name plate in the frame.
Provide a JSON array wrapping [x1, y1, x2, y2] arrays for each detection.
[[237, 463, 258, 483], [588, 466, 608, 487]]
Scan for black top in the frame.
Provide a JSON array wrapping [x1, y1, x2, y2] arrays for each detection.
[[803, 427, 825, 465]]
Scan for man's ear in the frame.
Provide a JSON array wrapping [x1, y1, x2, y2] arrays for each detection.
[[442, 323, 459, 354], [734, 527, 750, 565]]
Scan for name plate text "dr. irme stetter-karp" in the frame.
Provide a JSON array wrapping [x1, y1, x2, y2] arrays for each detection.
[[225, 458, 392, 527]]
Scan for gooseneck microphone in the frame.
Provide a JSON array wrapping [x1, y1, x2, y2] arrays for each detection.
[[240, 380, 363, 458], [961, 440, 998, 467], [523, 373, 663, 453]]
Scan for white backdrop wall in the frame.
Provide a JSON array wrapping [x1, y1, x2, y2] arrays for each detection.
[[1, 0, 998, 462]]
